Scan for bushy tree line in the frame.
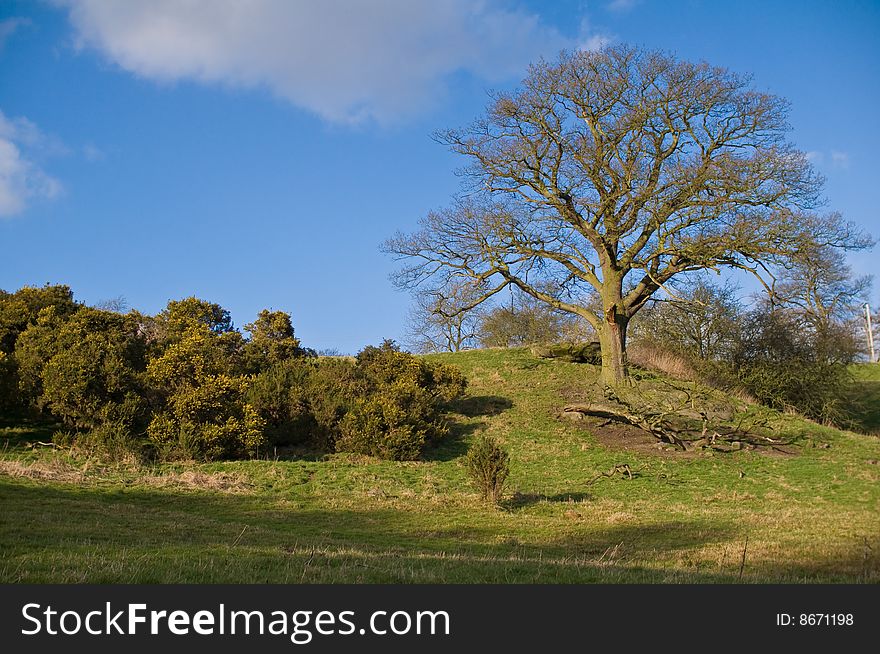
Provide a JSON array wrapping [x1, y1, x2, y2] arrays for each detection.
[[631, 247, 871, 424], [405, 287, 591, 352], [0, 286, 465, 461]]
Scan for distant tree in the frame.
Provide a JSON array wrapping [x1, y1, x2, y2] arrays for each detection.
[[404, 282, 483, 353], [385, 45, 871, 384], [634, 280, 742, 361], [478, 290, 571, 348], [772, 244, 871, 330], [728, 307, 856, 423], [94, 296, 129, 313]]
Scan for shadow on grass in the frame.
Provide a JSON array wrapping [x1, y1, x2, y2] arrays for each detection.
[[422, 395, 515, 462], [0, 410, 61, 450], [843, 379, 880, 435], [449, 395, 514, 418], [504, 491, 595, 508], [421, 420, 485, 462], [1, 479, 875, 583]]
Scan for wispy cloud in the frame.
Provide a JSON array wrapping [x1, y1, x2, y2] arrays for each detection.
[[607, 0, 639, 13], [0, 17, 32, 50], [806, 149, 851, 170], [83, 143, 105, 162], [0, 110, 63, 218], [830, 151, 850, 169], [56, 0, 604, 125]]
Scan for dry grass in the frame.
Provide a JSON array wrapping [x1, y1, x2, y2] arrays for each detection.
[[142, 470, 252, 493], [628, 343, 700, 381], [0, 457, 251, 493], [0, 460, 84, 483], [628, 342, 757, 404]]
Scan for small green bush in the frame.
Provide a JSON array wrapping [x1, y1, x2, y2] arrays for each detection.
[[465, 435, 510, 503]]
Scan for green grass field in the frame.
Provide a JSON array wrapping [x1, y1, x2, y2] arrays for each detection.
[[1, 349, 878, 583]]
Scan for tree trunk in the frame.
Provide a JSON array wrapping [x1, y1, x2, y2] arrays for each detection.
[[598, 313, 628, 386]]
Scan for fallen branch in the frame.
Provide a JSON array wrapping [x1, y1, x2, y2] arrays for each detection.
[[563, 403, 686, 449], [586, 463, 645, 485]]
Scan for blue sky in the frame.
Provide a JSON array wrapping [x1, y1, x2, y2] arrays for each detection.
[[1, 0, 878, 353]]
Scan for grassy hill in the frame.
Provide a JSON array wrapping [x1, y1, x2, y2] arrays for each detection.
[[1, 349, 878, 583]]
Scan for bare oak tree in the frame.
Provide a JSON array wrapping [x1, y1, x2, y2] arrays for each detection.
[[385, 46, 868, 384]]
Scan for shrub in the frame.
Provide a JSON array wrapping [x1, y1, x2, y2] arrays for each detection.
[[246, 359, 316, 445], [304, 358, 365, 448], [465, 435, 510, 503], [716, 310, 854, 424], [15, 307, 147, 429], [356, 339, 466, 405], [147, 374, 266, 460], [330, 341, 466, 460], [74, 420, 148, 463], [0, 351, 15, 408], [243, 309, 308, 371], [336, 381, 442, 460]]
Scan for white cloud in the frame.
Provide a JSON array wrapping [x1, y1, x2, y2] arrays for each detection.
[[805, 150, 824, 165], [57, 0, 595, 125], [581, 33, 613, 51], [0, 111, 63, 218]]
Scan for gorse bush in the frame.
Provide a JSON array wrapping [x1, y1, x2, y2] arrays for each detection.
[[245, 359, 317, 446], [465, 435, 510, 503], [145, 324, 268, 460], [337, 381, 443, 460], [248, 340, 467, 460], [335, 341, 466, 460], [2, 283, 468, 463], [147, 374, 266, 460]]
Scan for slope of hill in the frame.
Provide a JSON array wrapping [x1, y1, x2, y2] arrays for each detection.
[[1, 348, 878, 583]]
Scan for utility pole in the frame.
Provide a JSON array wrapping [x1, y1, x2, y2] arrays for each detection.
[[866, 303, 876, 363]]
